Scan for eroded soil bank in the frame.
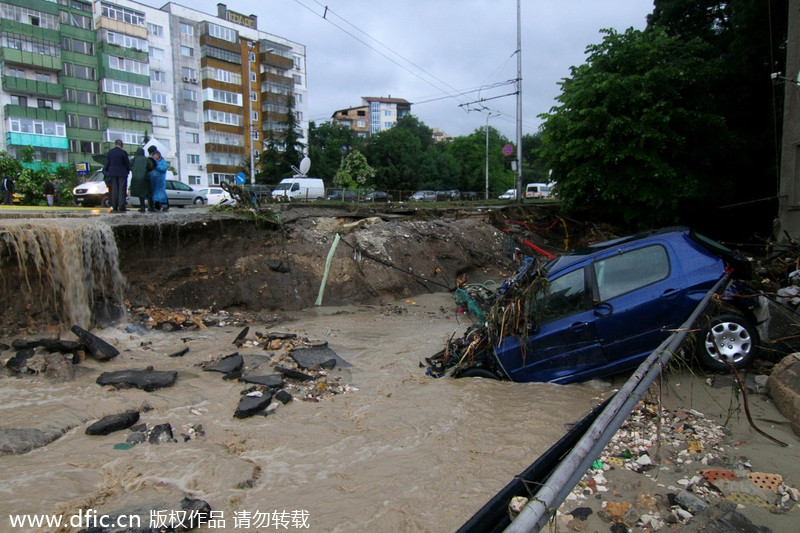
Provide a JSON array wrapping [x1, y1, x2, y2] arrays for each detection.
[[0, 203, 576, 332]]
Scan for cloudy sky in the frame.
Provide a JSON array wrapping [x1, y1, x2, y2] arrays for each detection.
[[153, 1, 655, 140]]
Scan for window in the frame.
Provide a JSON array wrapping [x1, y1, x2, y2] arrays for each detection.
[[208, 23, 236, 43], [104, 31, 148, 52], [251, 111, 258, 121], [250, 72, 256, 82], [187, 154, 200, 164], [70, 140, 102, 154], [293, 74, 302, 85], [150, 47, 165, 60], [148, 23, 163, 37], [182, 89, 197, 101], [181, 67, 196, 79], [384, 110, 392, 117], [100, 2, 145, 27], [180, 45, 194, 57], [248, 51, 256, 62], [63, 89, 98, 105], [536, 268, 588, 323], [188, 175, 202, 185], [384, 122, 392, 129], [179, 22, 194, 36], [593, 245, 670, 302], [152, 92, 168, 105], [188, 133, 200, 143], [35, 72, 51, 82], [9, 117, 65, 137], [252, 131, 259, 140], [108, 56, 149, 75], [210, 89, 240, 105], [11, 95, 27, 106], [101, 79, 150, 100], [37, 99, 53, 109], [7, 67, 25, 78], [151, 70, 165, 83], [152, 115, 169, 128], [357, 120, 366, 128]]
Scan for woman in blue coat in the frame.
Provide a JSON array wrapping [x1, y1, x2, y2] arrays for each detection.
[[149, 150, 169, 211]]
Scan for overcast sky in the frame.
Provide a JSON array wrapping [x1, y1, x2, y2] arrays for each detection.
[[152, 1, 655, 140]]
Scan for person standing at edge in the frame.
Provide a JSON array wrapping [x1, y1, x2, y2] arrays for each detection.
[[44, 177, 55, 206], [104, 139, 130, 213], [1, 172, 14, 205], [148, 149, 169, 212], [130, 147, 153, 212]]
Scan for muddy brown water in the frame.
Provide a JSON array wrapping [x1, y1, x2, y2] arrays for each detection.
[[0, 294, 613, 533], [0, 211, 611, 532]]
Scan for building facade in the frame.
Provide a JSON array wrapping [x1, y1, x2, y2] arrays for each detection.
[[331, 96, 411, 137], [0, 0, 307, 186]]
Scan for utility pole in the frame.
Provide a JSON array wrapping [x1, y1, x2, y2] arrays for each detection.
[[485, 112, 497, 201], [515, 0, 523, 202], [247, 41, 256, 185]]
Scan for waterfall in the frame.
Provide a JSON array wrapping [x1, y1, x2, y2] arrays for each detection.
[[0, 219, 126, 329]]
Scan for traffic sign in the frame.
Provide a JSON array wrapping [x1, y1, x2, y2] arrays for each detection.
[[236, 172, 246, 185], [502, 144, 514, 156]]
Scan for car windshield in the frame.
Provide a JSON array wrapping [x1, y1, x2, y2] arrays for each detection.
[[274, 183, 291, 191]]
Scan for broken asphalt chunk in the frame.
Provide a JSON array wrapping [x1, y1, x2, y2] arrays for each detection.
[[233, 326, 249, 345], [96, 369, 178, 391], [290, 345, 351, 369], [240, 374, 284, 388], [234, 391, 273, 418], [168, 347, 190, 358], [202, 352, 243, 375], [70, 325, 119, 361], [274, 365, 315, 381], [86, 411, 140, 436]]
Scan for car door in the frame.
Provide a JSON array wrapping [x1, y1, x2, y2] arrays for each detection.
[[589, 242, 690, 374], [496, 266, 606, 384], [168, 181, 195, 205]]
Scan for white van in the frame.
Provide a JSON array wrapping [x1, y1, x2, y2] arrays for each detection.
[[525, 182, 553, 199], [271, 177, 325, 201]]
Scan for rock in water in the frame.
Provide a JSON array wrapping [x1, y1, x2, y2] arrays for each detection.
[[234, 392, 273, 418], [86, 411, 140, 436], [96, 369, 178, 391], [148, 423, 175, 444], [70, 325, 119, 361], [0, 428, 63, 455]]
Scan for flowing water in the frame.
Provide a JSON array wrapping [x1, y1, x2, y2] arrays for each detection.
[[0, 219, 616, 533], [0, 219, 125, 329]]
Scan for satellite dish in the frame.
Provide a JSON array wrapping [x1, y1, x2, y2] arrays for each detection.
[[299, 157, 311, 176]]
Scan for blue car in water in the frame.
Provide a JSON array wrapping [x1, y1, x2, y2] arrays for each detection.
[[426, 227, 763, 384]]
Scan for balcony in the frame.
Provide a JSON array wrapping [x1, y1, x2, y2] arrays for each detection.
[[1, 76, 62, 98]]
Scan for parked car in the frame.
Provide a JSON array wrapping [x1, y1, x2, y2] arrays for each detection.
[[362, 191, 391, 202], [425, 227, 763, 384], [242, 184, 273, 202], [325, 189, 359, 202], [498, 188, 517, 200], [196, 186, 235, 206], [409, 190, 436, 202], [461, 191, 478, 201], [128, 179, 204, 207], [525, 182, 554, 198]]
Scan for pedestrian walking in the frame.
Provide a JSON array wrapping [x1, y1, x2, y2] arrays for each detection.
[[1, 173, 14, 205], [130, 147, 153, 212], [44, 178, 55, 206], [103, 139, 131, 213]]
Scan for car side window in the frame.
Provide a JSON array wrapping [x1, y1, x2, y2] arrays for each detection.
[[593, 245, 669, 302], [537, 267, 588, 323]]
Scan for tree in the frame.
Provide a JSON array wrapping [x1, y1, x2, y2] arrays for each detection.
[[538, 0, 787, 236], [281, 94, 305, 172], [308, 121, 360, 180], [334, 150, 375, 189], [447, 126, 515, 195]]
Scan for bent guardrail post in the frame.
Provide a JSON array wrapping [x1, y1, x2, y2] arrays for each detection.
[[503, 275, 729, 533]]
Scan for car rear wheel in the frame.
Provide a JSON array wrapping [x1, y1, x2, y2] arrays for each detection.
[[101, 196, 111, 208], [194, 197, 205, 205], [457, 367, 498, 379], [695, 313, 759, 372]]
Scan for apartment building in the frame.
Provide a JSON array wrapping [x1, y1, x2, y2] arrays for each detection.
[[331, 96, 411, 137], [0, 0, 307, 187]]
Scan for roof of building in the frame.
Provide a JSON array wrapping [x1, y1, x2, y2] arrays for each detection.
[[361, 96, 412, 105]]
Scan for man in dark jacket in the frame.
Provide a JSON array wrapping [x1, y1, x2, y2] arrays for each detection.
[[2, 174, 14, 205], [104, 139, 131, 213]]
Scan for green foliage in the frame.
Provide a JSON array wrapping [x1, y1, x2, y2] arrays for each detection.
[[256, 96, 306, 183], [538, 0, 787, 236], [308, 121, 360, 180], [334, 151, 375, 188]]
